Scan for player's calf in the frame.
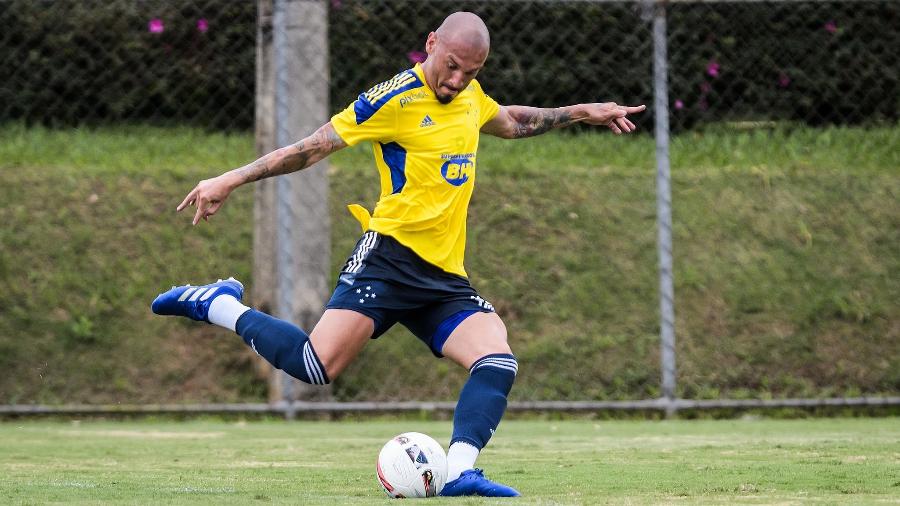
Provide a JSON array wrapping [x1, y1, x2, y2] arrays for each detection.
[[151, 278, 328, 385], [236, 309, 329, 385], [450, 353, 517, 451], [443, 353, 518, 495]]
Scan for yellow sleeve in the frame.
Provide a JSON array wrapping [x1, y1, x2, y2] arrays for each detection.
[[330, 93, 397, 147], [475, 81, 501, 128]]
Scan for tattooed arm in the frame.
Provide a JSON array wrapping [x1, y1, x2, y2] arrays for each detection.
[[481, 103, 646, 139], [177, 122, 347, 225]]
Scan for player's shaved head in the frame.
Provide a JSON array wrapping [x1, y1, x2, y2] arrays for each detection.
[[435, 11, 490, 54], [422, 12, 491, 104]]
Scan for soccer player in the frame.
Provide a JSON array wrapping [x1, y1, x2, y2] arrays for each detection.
[[152, 11, 644, 497]]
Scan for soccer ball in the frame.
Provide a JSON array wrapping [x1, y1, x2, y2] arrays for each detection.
[[376, 432, 447, 498]]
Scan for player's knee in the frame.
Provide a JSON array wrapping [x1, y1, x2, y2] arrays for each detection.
[[473, 325, 512, 362], [487, 316, 511, 355], [442, 312, 512, 366], [487, 313, 508, 341]]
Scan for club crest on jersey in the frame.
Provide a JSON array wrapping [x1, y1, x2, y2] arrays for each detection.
[[440, 154, 474, 186]]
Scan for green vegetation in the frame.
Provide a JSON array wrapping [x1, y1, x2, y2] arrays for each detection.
[[0, 124, 897, 403], [9, 1, 897, 130], [2, 122, 896, 176], [1, 418, 898, 504]]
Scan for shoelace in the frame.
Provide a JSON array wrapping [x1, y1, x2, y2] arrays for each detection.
[[465, 468, 486, 479]]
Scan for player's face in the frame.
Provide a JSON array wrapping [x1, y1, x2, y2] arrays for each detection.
[[424, 33, 487, 104]]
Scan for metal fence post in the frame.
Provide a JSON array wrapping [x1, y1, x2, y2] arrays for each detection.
[[651, 0, 677, 418], [253, 0, 281, 401], [272, 0, 332, 418]]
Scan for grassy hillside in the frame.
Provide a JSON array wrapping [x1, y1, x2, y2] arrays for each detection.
[[0, 123, 897, 403]]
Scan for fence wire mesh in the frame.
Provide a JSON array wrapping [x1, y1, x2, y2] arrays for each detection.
[[1, 0, 257, 129], [0, 0, 897, 405], [3, 0, 896, 129]]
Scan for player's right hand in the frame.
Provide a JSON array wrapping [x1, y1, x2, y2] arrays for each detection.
[[177, 173, 239, 225]]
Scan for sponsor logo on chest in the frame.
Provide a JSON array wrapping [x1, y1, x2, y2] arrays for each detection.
[[440, 153, 475, 186], [399, 90, 427, 108]]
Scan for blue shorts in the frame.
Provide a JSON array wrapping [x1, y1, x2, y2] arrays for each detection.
[[326, 231, 495, 357]]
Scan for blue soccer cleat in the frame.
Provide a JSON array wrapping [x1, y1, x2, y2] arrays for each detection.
[[151, 277, 244, 323], [440, 468, 520, 497]]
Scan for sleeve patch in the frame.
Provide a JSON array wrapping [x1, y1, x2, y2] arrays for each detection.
[[354, 70, 424, 125]]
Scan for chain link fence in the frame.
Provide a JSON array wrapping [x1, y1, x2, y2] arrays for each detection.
[[4, 0, 896, 129], [1, 0, 256, 129], [1, 0, 897, 408]]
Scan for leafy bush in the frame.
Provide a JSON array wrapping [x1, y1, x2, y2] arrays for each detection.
[[0, 0, 256, 129], [1, 0, 896, 130]]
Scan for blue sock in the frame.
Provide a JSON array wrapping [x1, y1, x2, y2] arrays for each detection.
[[451, 354, 517, 449], [235, 309, 329, 385]]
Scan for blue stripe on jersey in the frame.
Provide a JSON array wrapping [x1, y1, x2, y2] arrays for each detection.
[[353, 70, 424, 125], [380, 141, 407, 194]]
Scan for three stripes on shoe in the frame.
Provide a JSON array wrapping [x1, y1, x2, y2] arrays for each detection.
[[176, 286, 220, 302]]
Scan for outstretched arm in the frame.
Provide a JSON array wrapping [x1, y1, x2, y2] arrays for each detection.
[[481, 102, 646, 139], [177, 122, 347, 225]]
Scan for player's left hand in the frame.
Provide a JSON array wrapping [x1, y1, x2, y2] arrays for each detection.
[[582, 103, 646, 134]]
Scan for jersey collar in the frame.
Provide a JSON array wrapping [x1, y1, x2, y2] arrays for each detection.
[[412, 63, 434, 98]]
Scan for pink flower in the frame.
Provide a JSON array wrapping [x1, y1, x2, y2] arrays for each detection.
[[407, 51, 427, 64], [778, 73, 791, 88], [148, 18, 164, 34], [674, 99, 684, 110], [706, 60, 720, 78], [824, 20, 837, 34], [331, 0, 343, 8], [699, 81, 712, 94], [197, 18, 209, 33]]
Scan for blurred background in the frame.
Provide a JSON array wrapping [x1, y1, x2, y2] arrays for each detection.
[[0, 0, 897, 413]]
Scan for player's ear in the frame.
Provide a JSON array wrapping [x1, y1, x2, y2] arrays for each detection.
[[425, 32, 437, 55]]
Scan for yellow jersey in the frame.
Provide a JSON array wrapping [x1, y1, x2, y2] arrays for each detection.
[[331, 63, 500, 277]]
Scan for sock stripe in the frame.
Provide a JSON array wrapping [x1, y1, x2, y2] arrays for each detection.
[[302, 344, 318, 384], [471, 357, 518, 368], [302, 343, 320, 385], [472, 363, 518, 375], [470, 356, 518, 375], [476, 358, 518, 367], [302, 341, 326, 385], [474, 363, 518, 375]]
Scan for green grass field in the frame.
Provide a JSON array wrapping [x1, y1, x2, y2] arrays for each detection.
[[2, 418, 898, 504]]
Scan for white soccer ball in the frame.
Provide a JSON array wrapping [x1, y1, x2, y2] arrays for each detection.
[[376, 432, 448, 498]]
